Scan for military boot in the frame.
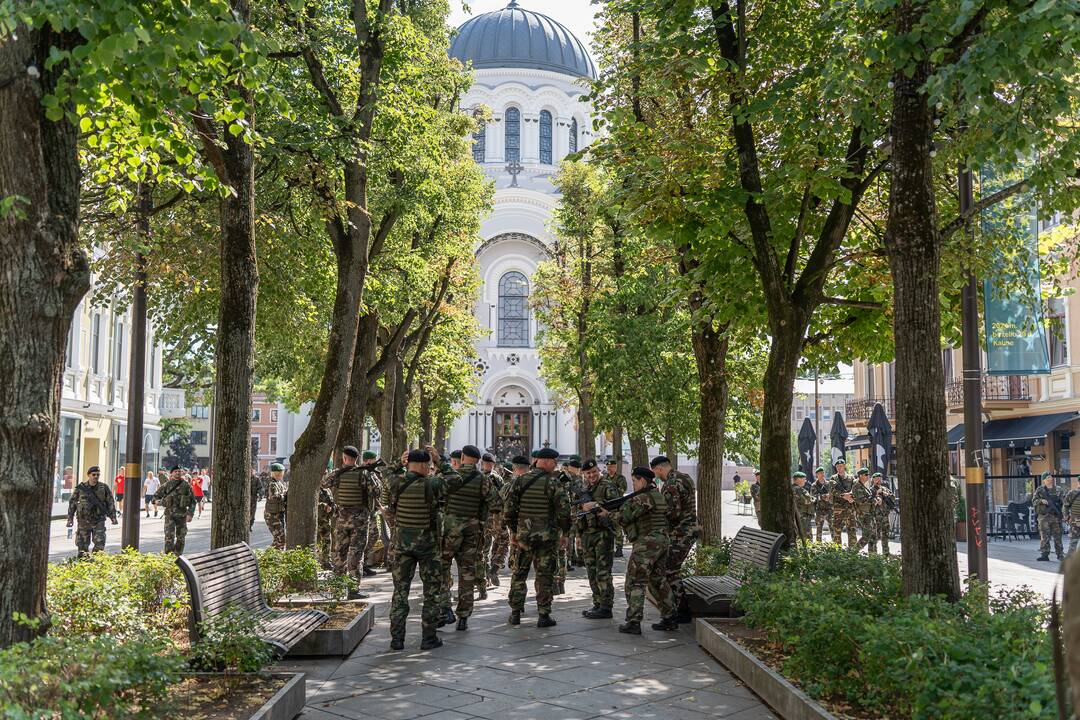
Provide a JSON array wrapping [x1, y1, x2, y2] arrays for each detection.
[[584, 606, 613, 619], [618, 621, 642, 635], [420, 636, 443, 650], [675, 609, 693, 624], [362, 565, 377, 577], [508, 610, 521, 626], [390, 638, 404, 651], [477, 586, 488, 600], [651, 616, 679, 631], [1037, 554, 1051, 561], [553, 580, 565, 595], [614, 546, 624, 558], [537, 614, 557, 628], [456, 617, 468, 631], [442, 607, 457, 627], [489, 573, 501, 588], [582, 605, 600, 618]]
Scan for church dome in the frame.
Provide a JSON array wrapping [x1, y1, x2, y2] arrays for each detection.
[[450, 1, 597, 80]]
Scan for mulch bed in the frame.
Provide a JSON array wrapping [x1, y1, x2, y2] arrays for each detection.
[[272, 601, 369, 629], [707, 621, 890, 720], [154, 674, 289, 719]]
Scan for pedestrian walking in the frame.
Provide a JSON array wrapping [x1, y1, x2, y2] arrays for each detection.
[[190, 472, 205, 517], [1033, 471, 1064, 561], [113, 467, 126, 513], [66, 466, 118, 557], [143, 470, 160, 518], [155, 467, 196, 555]]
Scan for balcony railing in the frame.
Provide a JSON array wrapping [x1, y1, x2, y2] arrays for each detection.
[[845, 397, 895, 422], [945, 375, 1030, 407]]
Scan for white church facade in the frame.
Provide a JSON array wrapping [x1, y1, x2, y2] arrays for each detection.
[[445, 1, 598, 461]]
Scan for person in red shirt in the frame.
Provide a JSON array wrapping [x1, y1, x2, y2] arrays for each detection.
[[114, 468, 126, 512], [190, 473, 204, 518]]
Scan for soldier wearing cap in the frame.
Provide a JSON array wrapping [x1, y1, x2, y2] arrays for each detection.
[[504, 446, 571, 627], [1034, 471, 1064, 561], [321, 446, 377, 591], [829, 458, 858, 548], [387, 449, 447, 651], [438, 445, 497, 631], [606, 457, 628, 557], [791, 471, 814, 541], [810, 466, 833, 542], [155, 465, 197, 555], [578, 458, 619, 619], [66, 466, 118, 557], [360, 450, 384, 575], [476, 452, 504, 596], [871, 472, 895, 555], [499, 454, 531, 579], [315, 467, 336, 570], [750, 469, 762, 520], [852, 467, 878, 554], [651, 456, 700, 623], [562, 455, 585, 572]]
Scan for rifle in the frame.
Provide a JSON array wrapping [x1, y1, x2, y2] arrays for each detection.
[[77, 483, 114, 521], [574, 488, 649, 520]]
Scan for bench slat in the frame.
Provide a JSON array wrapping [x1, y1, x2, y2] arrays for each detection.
[[680, 526, 785, 617]]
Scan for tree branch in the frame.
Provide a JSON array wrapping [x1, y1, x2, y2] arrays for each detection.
[[939, 177, 1028, 241], [822, 296, 883, 310]]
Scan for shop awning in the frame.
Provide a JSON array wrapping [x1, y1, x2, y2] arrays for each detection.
[[947, 411, 1079, 449], [846, 434, 869, 450]]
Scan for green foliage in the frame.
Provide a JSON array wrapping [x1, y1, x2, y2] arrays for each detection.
[[734, 479, 750, 501], [0, 633, 184, 719], [189, 606, 273, 673], [735, 546, 1053, 719], [161, 417, 199, 470], [686, 540, 733, 577], [254, 547, 319, 604], [47, 549, 188, 644]]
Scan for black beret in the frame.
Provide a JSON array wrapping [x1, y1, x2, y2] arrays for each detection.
[[535, 447, 559, 460], [169, 465, 180, 472], [511, 455, 530, 465], [481, 452, 495, 462], [582, 459, 598, 471], [632, 466, 655, 481], [606, 457, 618, 465], [565, 458, 582, 468], [88, 466, 101, 474], [407, 449, 431, 463], [342, 446, 360, 459], [530, 450, 540, 458], [449, 450, 462, 459], [649, 455, 670, 468], [461, 444, 481, 459]]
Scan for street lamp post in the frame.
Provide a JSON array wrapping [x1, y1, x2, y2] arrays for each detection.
[[121, 186, 150, 549]]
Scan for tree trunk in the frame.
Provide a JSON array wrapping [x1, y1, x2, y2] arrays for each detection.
[[884, 23, 960, 599], [611, 426, 624, 476], [418, 385, 433, 447], [210, 9, 257, 547], [663, 428, 677, 469], [576, 393, 595, 460], [336, 311, 379, 450], [758, 318, 802, 543], [434, 409, 448, 456], [379, 361, 398, 462], [629, 433, 648, 470], [392, 358, 408, 456], [0, 27, 90, 647], [692, 326, 729, 544]]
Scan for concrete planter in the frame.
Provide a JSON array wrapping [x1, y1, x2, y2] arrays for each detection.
[[696, 618, 838, 720], [187, 672, 306, 720], [279, 601, 374, 657]]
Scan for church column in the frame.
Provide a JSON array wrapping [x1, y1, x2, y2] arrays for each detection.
[[490, 112, 505, 163], [521, 111, 539, 164], [556, 116, 571, 161]]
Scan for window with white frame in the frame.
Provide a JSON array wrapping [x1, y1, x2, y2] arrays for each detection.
[[1048, 298, 1068, 367]]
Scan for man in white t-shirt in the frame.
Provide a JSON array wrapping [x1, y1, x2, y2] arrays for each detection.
[[201, 470, 212, 504], [144, 471, 161, 518]]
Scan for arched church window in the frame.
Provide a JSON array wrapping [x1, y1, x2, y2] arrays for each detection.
[[473, 123, 486, 163], [505, 107, 520, 163], [569, 118, 578, 154], [498, 271, 529, 347], [539, 110, 553, 165]]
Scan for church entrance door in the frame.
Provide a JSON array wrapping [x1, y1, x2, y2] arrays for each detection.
[[493, 408, 530, 462]]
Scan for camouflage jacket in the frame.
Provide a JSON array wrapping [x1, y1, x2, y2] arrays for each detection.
[[830, 473, 855, 507], [1064, 488, 1080, 522], [662, 470, 699, 536], [1033, 485, 1064, 518], [791, 484, 815, 516], [750, 481, 761, 501], [154, 478, 196, 519], [607, 472, 628, 495], [810, 478, 832, 510], [486, 472, 505, 517], [851, 480, 876, 515], [873, 484, 896, 516], [577, 477, 621, 534], [504, 468, 571, 540], [443, 464, 498, 529], [68, 482, 117, 524], [618, 485, 667, 544], [264, 478, 288, 513]]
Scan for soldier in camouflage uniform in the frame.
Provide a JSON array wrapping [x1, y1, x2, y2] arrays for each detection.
[[387, 449, 447, 651], [852, 468, 878, 554], [66, 466, 118, 557], [809, 466, 832, 542], [610, 467, 678, 634], [1033, 471, 1064, 561], [552, 462, 576, 595], [791, 472, 814, 541], [606, 457, 628, 557], [248, 471, 266, 531], [1064, 476, 1080, 554], [263, 464, 289, 549], [750, 469, 762, 523], [505, 447, 571, 627], [492, 456, 528, 580], [155, 466, 196, 555], [475, 452, 502, 595], [578, 459, 619, 619], [316, 482, 336, 570], [829, 459, 858, 548], [871, 472, 895, 555], [322, 446, 376, 594], [439, 445, 497, 631], [652, 455, 700, 623], [360, 451, 382, 574], [563, 457, 585, 567]]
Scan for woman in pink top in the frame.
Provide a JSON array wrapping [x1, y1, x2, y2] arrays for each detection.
[[190, 474, 204, 517]]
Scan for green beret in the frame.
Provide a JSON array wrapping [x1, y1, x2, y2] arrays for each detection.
[[792, 471, 806, 478], [1041, 470, 1053, 480], [270, 462, 285, 471], [872, 472, 883, 478], [362, 450, 377, 460], [834, 458, 846, 466], [565, 458, 582, 469], [530, 450, 540, 459], [857, 467, 869, 476], [815, 467, 825, 473], [569, 454, 581, 461]]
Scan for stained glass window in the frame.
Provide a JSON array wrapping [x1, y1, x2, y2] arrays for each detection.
[[569, 118, 578, 154], [505, 107, 520, 163], [539, 110, 552, 165], [472, 123, 486, 163], [498, 271, 529, 347]]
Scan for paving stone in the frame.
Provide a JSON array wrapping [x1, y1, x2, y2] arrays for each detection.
[[545, 688, 652, 715], [598, 676, 690, 702], [465, 699, 601, 720], [668, 688, 768, 716]]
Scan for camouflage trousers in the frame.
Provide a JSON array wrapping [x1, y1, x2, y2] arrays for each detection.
[[1069, 519, 1080, 554], [333, 506, 369, 580], [856, 511, 878, 554], [555, 536, 568, 583], [795, 513, 814, 542], [664, 528, 699, 612], [752, 500, 762, 523], [364, 512, 381, 567], [873, 512, 891, 554], [814, 508, 832, 542], [440, 520, 482, 617], [508, 534, 557, 615], [626, 535, 675, 623], [265, 510, 286, 549], [249, 498, 258, 531], [489, 519, 510, 575], [390, 534, 442, 642], [163, 514, 189, 555], [1039, 514, 1064, 557], [582, 529, 615, 608], [75, 520, 106, 557], [831, 504, 858, 548], [316, 508, 334, 569]]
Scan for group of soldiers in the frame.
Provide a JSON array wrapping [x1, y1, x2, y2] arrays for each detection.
[[750, 458, 896, 554], [66, 465, 198, 557], [312, 443, 700, 650], [1032, 470, 1080, 561]]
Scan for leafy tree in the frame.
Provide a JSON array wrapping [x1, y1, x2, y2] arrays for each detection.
[[161, 418, 199, 470]]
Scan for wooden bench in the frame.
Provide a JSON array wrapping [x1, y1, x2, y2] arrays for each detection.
[[176, 542, 329, 657], [679, 526, 786, 617]]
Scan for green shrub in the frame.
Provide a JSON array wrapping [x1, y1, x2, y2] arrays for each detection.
[[189, 606, 273, 674], [686, 539, 733, 577], [254, 547, 320, 604], [0, 634, 183, 719], [46, 549, 189, 643]]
